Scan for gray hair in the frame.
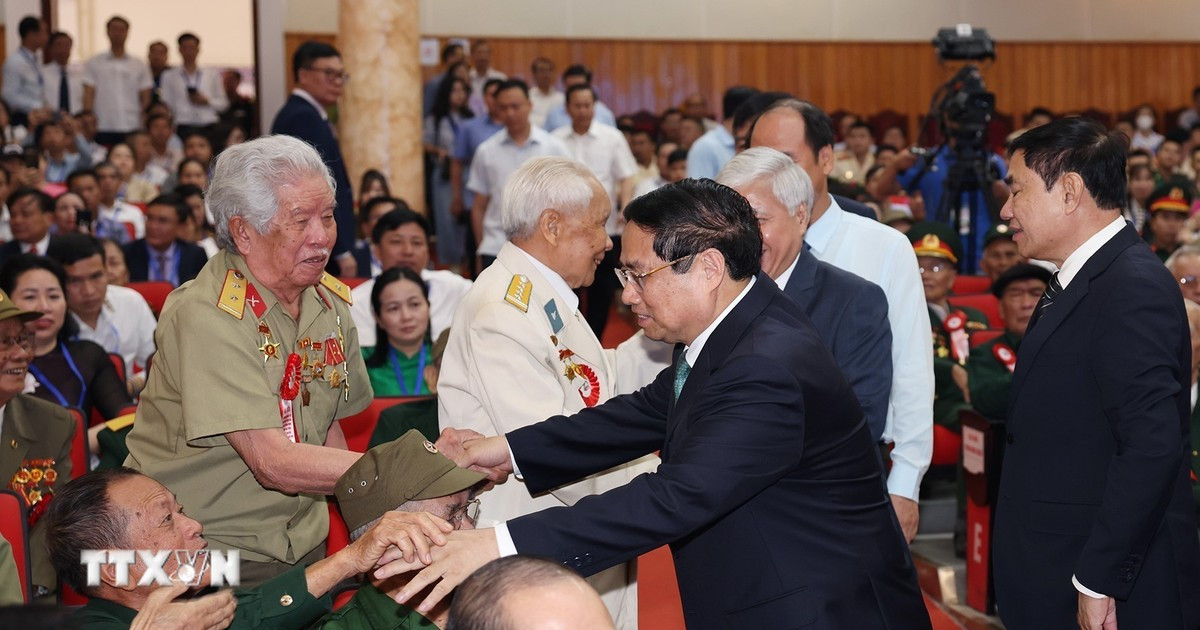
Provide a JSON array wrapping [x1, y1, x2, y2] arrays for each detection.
[[206, 134, 336, 253], [1165, 243, 1200, 273], [716, 146, 814, 218], [501, 156, 601, 241]]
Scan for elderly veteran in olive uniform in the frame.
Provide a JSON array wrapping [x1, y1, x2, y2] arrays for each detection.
[[438, 156, 658, 629], [0, 287, 75, 597], [910, 221, 989, 430], [966, 263, 1050, 421], [125, 135, 453, 587], [313, 429, 487, 629]]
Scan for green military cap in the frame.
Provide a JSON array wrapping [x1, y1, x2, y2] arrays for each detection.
[[990, 263, 1052, 299], [335, 429, 486, 534], [0, 288, 41, 323], [1148, 182, 1194, 215], [908, 221, 963, 265], [983, 223, 1015, 248]]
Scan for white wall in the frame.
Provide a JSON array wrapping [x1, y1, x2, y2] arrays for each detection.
[[286, 0, 1200, 42], [58, 0, 254, 65]]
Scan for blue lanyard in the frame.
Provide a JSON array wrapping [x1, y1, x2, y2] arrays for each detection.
[[20, 48, 42, 87], [28, 343, 87, 409], [388, 344, 427, 395]]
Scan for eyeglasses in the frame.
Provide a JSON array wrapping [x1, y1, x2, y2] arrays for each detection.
[[919, 264, 949, 275], [614, 255, 693, 291], [1179, 274, 1199, 286], [306, 67, 350, 83], [0, 331, 33, 355], [447, 498, 480, 529]]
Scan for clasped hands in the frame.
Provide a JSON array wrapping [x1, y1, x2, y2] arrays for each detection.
[[369, 428, 511, 613]]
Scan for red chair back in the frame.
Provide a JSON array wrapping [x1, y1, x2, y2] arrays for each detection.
[[338, 396, 423, 453], [108, 353, 126, 384], [338, 276, 367, 289], [0, 489, 32, 603], [126, 281, 175, 317], [952, 275, 992, 295], [931, 424, 962, 467], [970, 329, 1005, 348], [65, 408, 89, 480], [327, 501, 350, 558], [948, 294, 1001, 329]]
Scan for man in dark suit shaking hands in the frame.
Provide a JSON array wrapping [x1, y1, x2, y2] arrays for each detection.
[[994, 117, 1200, 629], [380, 179, 931, 629], [271, 41, 357, 277]]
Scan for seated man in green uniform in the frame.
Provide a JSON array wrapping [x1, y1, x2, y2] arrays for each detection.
[[977, 223, 1025, 281], [910, 221, 989, 430], [1146, 182, 1193, 262], [44, 466, 454, 629], [123, 135, 478, 587], [314, 429, 487, 629], [966, 264, 1050, 420]]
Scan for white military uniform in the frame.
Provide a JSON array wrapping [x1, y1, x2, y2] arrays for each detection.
[[439, 241, 658, 630]]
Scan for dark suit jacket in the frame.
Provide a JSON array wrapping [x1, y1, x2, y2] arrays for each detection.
[[0, 236, 58, 267], [123, 238, 207, 286], [0, 395, 76, 591], [782, 246, 892, 440], [834, 193, 877, 221], [271, 94, 355, 259], [506, 275, 929, 629], [993, 224, 1200, 628]]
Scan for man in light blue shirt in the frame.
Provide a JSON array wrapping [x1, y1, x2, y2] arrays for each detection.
[[1, 16, 48, 126], [543, 64, 615, 132], [686, 86, 758, 180]]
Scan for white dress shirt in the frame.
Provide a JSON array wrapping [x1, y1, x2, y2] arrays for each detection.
[[82, 52, 153, 132], [467, 127, 571, 257], [72, 284, 157, 377], [160, 65, 229, 126], [552, 121, 638, 234], [41, 61, 84, 114], [2, 47, 44, 113], [529, 87, 563, 129], [806, 194, 934, 501]]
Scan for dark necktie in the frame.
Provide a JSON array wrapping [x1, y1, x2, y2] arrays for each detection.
[[673, 358, 691, 401], [58, 67, 69, 112], [156, 252, 170, 283], [1036, 272, 1063, 314]]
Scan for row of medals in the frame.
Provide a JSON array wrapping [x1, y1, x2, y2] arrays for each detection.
[[258, 321, 349, 406]]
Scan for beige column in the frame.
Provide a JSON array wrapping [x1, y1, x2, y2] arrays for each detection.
[[338, 0, 424, 213]]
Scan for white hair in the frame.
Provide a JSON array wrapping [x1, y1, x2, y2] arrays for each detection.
[[1165, 243, 1200, 273], [206, 134, 336, 253], [716, 146, 814, 218], [501, 156, 601, 241]]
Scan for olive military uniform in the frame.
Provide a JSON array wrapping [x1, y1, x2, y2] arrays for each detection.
[[310, 582, 436, 629], [930, 305, 989, 429], [126, 251, 371, 571], [966, 330, 1020, 421]]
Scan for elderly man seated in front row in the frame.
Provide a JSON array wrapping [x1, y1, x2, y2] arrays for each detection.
[[45, 430, 487, 629]]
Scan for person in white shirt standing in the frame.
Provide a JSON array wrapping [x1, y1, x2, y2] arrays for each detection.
[[160, 33, 229, 139], [48, 234, 155, 396], [82, 16, 153, 146], [41, 31, 83, 117], [552, 84, 637, 337], [527, 57, 562, 129], [2, 16, 48, 127]]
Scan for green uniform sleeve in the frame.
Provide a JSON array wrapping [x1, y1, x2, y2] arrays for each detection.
[[229, 563, 330, 629], [966, 340, 1013, 421]]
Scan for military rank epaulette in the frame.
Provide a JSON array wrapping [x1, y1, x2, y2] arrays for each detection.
[[104, 413, 136, 433], [319, 273, 353, 306], [504, 275, 532, 312], [217, 270, 248, 319]]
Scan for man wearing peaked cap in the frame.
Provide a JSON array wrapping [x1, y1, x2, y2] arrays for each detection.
[[1147, 182, 1194, 261], [310, 430, 487, 629], [909, 222, 989, 430], [978, 223, 1025, 281]]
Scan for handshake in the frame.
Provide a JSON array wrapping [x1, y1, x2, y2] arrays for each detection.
[[432, 427, 513, 484]]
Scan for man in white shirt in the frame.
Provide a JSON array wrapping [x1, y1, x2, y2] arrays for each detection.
[[468, 79, 569, 270], [686, 86, 758, 180], [48, 234, 155, 395], [553, 84, 638, 336], [1, 16, 48, 126], [750, 99, 933, 542], [93, 162, 145, 243], [41, 31, 83, 116], [542, 65, 616, 132], [160, 33, 229, 137], [527, 57, 562, 129], [349, 207, 472, 348], [82, 16, 153, 146], [467, 40, 506, 118]]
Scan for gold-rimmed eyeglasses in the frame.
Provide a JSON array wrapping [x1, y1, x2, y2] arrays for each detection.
[[447, 498, 481, 529]]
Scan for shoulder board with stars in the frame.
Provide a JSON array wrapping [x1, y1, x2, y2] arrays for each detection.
[[319, 273, 353, 306], [504, 275, 531, 313], [217, 270, 248, 319]]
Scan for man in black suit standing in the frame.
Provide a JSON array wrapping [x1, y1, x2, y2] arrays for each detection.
[[270, 41, 357, 277], [993, 117, 1200, 629], [123, 193, 206, 286], [716, 146, 893, 439], [380, 179, 930, 629]]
